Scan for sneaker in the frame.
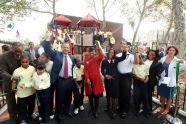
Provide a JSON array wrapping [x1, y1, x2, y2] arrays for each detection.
[[50, 114, 54, 119], [79, 105, 84, 111], [31, 112, 39, 119], [74, 108, 79, 115], [39, 117, 42, 121], [20, 120, 27, 124]]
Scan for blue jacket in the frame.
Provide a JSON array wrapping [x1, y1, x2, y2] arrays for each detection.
[[42, 40, 74, 84]]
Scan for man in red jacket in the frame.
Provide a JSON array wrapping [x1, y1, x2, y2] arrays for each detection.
[[84, 44, 104, 119]]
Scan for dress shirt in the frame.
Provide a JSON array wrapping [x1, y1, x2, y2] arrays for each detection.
[[59, 54, 73, 78], [45, 60, 53, 74], [116, 52, 134, 74]]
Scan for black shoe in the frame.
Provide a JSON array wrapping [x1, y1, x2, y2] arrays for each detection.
[[65, 113, 73, 118], [144, 113, 150, 118], [104, 108, 109, 112], [148, 112, 153, 116], [54, 116, 63, 124], [135, 112, 140, 117], [120, 112, 127, 119], [93, 112, 99, 119], [109, 112, 116, 119]]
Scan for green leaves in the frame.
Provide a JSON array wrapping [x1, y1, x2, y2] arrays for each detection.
[[0, 0, 34, 21]]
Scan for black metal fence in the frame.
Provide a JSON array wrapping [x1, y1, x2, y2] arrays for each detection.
[[153, 82, 186, 112], [0, 79, 6, 109]]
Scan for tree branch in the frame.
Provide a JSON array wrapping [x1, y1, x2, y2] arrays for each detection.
[[136, 0, 142, 14], [93, 0, 99, 20], [25, 7, 53, 15], [43, 0, 52, 8], [104, 0, 110, 8]]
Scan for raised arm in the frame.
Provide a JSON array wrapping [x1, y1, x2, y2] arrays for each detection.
[[41, 30, 56, 61], [115, 51, 127, 63]]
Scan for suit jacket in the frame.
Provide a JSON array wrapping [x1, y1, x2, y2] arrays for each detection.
[[148, 61, 162, 87], [24, 48, 39, 58], [0, 51, 30, 91], [42, 40, 74, 84]]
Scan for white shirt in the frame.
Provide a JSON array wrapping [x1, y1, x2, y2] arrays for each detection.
[[73, 65, 84, 81], [32, 72, 50, 90], [59, 54, 73, 77], [159, 56, 186, 87], [116, 52, 134, 74], [144, 59, 153, 72], [38, 46, 45, 55], [45, 60, 53, 74]]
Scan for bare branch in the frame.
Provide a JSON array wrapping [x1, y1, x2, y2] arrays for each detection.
[[104, 0, 110, 8], [136, 0, 142, 14], [105, 0, 117, 12], [25, 7, 53, 15], [93, 0, 99, 20], [44, 0, 52, 8]]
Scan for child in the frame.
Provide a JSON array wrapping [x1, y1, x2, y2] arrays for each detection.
[[73, 58, 84, 115], [132, 55, 150, 118], [32, 63, 51, 123], [12, 55, 35, 124]]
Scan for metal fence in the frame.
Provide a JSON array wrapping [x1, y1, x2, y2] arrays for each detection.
[[153, 82, 186, 112], [0, 79, 6, 109]]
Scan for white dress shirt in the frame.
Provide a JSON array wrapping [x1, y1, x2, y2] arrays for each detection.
[[45, 60, 53, 74], [59, 54, 73, 78], [116, 52, 134, 74]]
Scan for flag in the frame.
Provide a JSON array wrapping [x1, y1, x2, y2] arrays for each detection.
[[16, 30, 20, 38]]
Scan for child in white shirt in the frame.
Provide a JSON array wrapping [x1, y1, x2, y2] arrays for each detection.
[[12, 55, 35, 124], [32, 63, 50, 123]]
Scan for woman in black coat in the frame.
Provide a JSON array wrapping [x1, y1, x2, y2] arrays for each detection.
[[144, 50, 161, 113], [101, 49, 126, 119]]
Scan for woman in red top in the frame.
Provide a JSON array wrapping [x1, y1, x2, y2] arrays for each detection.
[[84, 46, 104, 119]]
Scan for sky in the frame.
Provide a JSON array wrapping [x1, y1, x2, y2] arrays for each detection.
[[0, 0, 163, 44]]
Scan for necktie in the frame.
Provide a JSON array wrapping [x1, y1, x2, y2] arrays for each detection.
[[64, 55, 68, 78]]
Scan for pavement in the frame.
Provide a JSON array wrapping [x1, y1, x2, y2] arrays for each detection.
[[0, 97, 186, 124]]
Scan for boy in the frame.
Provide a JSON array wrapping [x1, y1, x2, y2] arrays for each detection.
[[132, 55, 150, 118], [32, 63, 51, 123], [73, 58, 84, 115]]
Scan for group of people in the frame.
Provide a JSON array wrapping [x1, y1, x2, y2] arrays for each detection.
[[0, 29, 186, 124]]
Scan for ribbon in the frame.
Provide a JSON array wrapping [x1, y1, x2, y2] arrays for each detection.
[[173, 60, 180, 96]]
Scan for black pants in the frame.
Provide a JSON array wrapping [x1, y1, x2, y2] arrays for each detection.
[[133, 79, 150, 114], [37, 88, 50, 123], [55, 77, 73, 116], [104, 80, 110, 109], [73, 80, 84, 109], [118, 74, 132, 113], [17, 94, 35, 122], [147, 83, 154, 112], [50, 82, 56, 115]]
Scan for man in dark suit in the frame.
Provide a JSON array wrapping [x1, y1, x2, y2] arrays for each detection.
[[42, 30, 74, 124], [0, 42, 30, 124], [25, 41, 39, 65]]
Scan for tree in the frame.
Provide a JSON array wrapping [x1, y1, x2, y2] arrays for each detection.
[[0, 0, 34, 32], [85, 0, 117, 30], [119, 0, 167, 45], [0, 0, 33, 20], [156, 0, 186, 42], [172, 0, 185, 57]]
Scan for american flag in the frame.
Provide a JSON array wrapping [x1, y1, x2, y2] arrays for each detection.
[[16, 30, 20, 38]]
